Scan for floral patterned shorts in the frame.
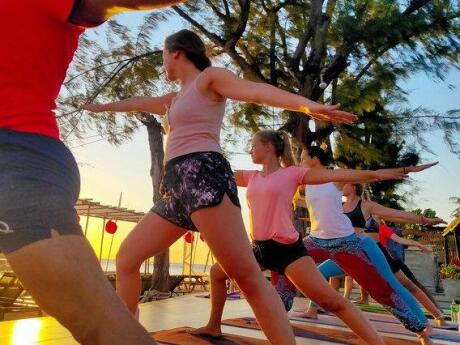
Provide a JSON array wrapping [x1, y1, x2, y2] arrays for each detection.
[[151, 152, 240, 231]]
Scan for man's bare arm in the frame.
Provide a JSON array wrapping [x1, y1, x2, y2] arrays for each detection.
[[69, 0, 187, 26]]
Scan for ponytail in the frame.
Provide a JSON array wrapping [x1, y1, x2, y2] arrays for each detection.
[[256, 130, 297, 167], [279, 131, 296, 167]]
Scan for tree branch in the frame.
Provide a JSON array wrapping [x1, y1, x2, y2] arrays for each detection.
[[276, 17, 289, 63], [204, 0, 229, 21], [353, 11, 459, 82], [226, 0, 251, 50], [234, 42, 269, 82], [175, 4, 269, 81], [173, 6, 226, 46], [222, 0, 230, 16], [403, 0, 433, 15], [64, 51, 162, 86], [269, 12, 277, 84]]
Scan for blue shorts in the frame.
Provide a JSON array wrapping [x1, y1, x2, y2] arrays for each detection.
[[0, 130, 83, 254]]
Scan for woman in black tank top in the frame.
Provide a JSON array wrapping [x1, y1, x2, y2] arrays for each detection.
[[343, 199, 368, 229], [342, 183, 454, 329]]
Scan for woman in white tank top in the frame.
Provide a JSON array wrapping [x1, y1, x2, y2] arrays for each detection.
[[286, 146, 436, 345]]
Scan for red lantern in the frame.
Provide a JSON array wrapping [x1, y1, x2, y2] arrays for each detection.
[[200, 234, 205, 242], [184, 232, 194, 243], [105, 220, 118, 234]]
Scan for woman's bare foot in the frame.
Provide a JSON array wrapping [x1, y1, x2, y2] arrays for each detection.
[[188, 325, 223, 338], [416, 328, 433, 345], [293, 305, 326, 314], [290, 308, 319, 320], [435, 316, 457, 329], [351, 298, 369, 305]]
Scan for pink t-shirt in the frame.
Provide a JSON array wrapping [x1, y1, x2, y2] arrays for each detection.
[[241, 166, 309, 244]]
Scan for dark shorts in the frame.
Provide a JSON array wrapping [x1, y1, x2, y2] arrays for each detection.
[[151, 151, 240, 231], [0, 130, 83, 254], [378, 242, 403, 273], [253, 234, 308, 274]]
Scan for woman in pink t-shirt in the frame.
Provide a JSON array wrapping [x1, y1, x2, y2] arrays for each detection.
[[192, 129, 420, 344]]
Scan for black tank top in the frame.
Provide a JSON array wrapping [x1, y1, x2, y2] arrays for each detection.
[[344, 200, 368, 229], [364, 217, 380, 233]]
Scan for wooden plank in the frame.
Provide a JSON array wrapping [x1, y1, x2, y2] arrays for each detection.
[[222, 318, 424, 345], [152, 327, 268, 345]]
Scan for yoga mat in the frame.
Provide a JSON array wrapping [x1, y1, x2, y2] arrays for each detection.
[[353, 303, 450, 319], [296, 303, 450, 319], [288, 313, 460, 342], [195, 292, 243, 300], [222, 318, 424, 345], [152, 327, 267, 345], [364, 312, 456, 329]]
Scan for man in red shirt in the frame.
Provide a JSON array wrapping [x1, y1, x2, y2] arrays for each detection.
[[0, 1, 185, 344]]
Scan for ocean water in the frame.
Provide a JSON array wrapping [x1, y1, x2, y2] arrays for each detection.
[[101, 259, 211, 275], [0, 256, 210, 276]]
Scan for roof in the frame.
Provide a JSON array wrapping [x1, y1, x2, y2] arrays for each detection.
[[442, 215, 460, 236], [75, 199, 145, 223]]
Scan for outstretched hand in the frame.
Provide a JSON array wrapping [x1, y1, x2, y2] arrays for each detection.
[[404, 162, 438, 173], [424, 217, 447, 226], [300, 103, 358, 124], [417, 243, 432, 252]]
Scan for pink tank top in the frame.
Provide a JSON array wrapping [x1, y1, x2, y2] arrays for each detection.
[[164, 77, 226, 161]]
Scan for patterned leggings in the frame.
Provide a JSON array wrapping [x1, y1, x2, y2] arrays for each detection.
[[276, 234, 427, 333]]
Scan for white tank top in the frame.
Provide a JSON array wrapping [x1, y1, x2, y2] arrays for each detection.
[[305, 182, 355, 239]]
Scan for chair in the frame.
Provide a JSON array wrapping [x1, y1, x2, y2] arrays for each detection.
[[0, 272, 42, 320], [140, 275, 187, 302]]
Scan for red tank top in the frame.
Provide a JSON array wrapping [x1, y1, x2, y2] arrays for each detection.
[[0, 0, 85, 139]]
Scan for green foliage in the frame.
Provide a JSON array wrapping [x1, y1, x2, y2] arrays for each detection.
[[58, 11, 173, 145], [58, 1, 460, 207], [173, 0, 459, 206], [440, 263, 460, 280], [174, 0, 460, 148], [403, 208, 439, 231], [450, 197, 460, 217]]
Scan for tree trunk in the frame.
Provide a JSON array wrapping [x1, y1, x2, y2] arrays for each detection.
[[144, 115, 171, 292]]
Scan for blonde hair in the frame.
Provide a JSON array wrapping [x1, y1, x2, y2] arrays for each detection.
[[256, 130, 297, 167]]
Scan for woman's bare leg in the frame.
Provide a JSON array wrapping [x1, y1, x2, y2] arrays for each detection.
[[354, 286, 369, 304], [191, 196, 296, 345], [116, 212, 185, 313], [7, 232, 156, 345], [344, 276, 354, 299], [330, 276, 341, 290], [190, 263, 232, 337], [285, 257, 385, 345], [395, 271, 445, 322]]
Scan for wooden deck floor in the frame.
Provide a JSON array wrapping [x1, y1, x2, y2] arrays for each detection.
[[0, 295, 457, 344]]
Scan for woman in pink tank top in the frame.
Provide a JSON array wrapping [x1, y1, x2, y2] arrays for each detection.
[[82, 29, 361, 344]]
